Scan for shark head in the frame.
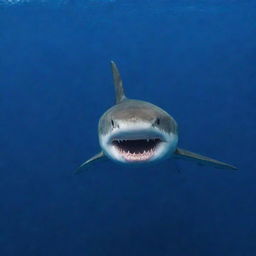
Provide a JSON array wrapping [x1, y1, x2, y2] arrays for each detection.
[[98, 99, 178, 164]]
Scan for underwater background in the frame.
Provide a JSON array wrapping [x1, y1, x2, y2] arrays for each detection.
[[0, 0, 255, 255]]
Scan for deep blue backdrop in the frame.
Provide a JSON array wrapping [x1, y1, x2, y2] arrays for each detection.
[[0, 1, 255, 255]]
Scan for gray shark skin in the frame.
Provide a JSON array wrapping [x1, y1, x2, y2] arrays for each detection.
[[75, 61, 237, 173]]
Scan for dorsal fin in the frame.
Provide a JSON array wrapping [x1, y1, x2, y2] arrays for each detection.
[[111, 61, 126, 104]]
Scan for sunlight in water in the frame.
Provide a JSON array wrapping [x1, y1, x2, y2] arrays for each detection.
[[0, 0, 116, 4], [0, 0, 31, 4]]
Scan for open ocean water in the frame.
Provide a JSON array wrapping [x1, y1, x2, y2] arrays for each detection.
[[0, 0, 255, 255]]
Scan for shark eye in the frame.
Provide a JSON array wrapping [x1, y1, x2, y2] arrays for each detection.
[[156, 118, 160, 125], [111, 120, 114, 127]]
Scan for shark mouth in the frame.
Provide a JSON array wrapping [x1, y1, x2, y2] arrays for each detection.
[[112, 138, 162, 162]]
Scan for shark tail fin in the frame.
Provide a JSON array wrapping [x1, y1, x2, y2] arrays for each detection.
[[74, 151, 105, 175], [111, 61, 126, 104], [174, 148, 238, 170]]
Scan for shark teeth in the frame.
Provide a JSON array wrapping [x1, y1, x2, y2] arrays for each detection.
[[117, 148, 156, 162]]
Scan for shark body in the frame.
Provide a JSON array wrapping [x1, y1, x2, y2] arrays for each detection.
[[76, 61, 237, 173]]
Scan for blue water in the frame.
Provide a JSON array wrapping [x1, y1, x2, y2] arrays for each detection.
[[0, 1, 255, 255]]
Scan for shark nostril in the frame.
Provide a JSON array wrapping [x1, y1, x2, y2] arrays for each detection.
[[111, 119, 120, 128], [152, 118, 161, 126]]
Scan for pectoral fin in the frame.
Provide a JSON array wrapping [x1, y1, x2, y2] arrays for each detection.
[[174, 148, 238, 170], [74, 151, 105, 174]]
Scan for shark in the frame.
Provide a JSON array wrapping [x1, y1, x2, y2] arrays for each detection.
[[75, 61, 237, 173]]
